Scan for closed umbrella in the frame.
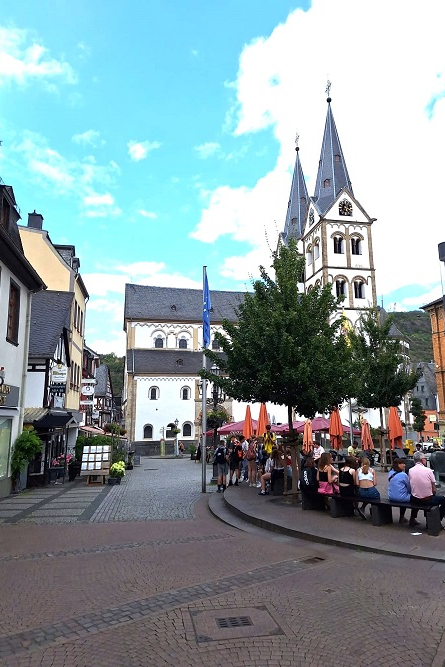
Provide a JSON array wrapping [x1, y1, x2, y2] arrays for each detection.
[[256, 402, 268, 438], [388, 407, 403, 450], [302, 419, 314, 455], [329, 407, 344, 450], [361, 419, 374, 451], [243, 405, 254, 439]]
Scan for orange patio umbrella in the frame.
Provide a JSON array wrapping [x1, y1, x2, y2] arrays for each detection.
[[243, 405, 254, 439], [302, 419, 314, 455], [361, 419, 374, 451], [388, 407, 403, 450], [256, 402, 269, 438], [328, 407, 343, 450]]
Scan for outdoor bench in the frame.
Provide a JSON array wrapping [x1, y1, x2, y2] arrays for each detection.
[[302, 491, 442, 536]]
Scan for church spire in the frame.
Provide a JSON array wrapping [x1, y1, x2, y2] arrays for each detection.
[[282, 133, 309, 243], [313, 84, 353, 215]]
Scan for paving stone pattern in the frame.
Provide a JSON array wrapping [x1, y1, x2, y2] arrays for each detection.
[[2, 458, 445, 666]]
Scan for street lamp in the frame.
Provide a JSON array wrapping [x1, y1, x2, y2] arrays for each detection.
[[174, 418, 179, 457]]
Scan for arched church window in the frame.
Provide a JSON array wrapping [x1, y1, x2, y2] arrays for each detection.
[[323, 179, 331, 188], [351, 238, 362, 255], [313, 242, 320, 260], [336, 280, 346, 297], [354, 281, 365, 299], [154, 337, 164, 348], [143, 424, 153, 439], [149, 387, 159, 400], [181, 387, 190, 400], [178, 338, 188, 349], [307, 248, 313, 265], [333, 237, 344, 254], [212, 339, 220, 350], [183, 423, 192, 437]]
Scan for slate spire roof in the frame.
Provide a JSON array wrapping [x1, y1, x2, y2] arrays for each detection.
[[313, 95, 353, 215], [282, 145, 309, 243]]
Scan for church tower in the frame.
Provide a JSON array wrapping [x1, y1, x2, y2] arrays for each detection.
[[280, 136, 309, 245], [296, 87, 377, 325]]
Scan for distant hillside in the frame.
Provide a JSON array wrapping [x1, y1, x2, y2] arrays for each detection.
[[392, 311, 433, 363]]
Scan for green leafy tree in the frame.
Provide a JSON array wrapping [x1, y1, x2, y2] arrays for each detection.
[[99, 353, 125, 398], [348, 309, 420, 458], [200, 240, 356, 493], [410, 397, 426, 437]]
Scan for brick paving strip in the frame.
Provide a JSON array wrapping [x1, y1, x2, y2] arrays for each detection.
[[0, 556, 322, 659], [0, 533, 232, 563]]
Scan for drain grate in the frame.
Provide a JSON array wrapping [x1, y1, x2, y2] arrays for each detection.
[[216, 616, 253, 629]]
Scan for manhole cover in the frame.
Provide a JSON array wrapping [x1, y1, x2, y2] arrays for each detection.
[[216, 616, 252, 629], [189, 607, 285, 643]]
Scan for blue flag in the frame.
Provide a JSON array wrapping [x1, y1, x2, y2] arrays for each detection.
[[203, 269, 211, 348]]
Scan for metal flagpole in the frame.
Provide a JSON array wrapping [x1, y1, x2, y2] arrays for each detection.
[[201, 265, 210, 493], [348, 399, 354, 447]]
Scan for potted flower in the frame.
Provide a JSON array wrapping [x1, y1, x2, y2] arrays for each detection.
[[108, 461, 125, 485]]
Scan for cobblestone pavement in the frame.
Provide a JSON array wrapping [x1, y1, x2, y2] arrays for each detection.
[[2, 459, 445, 666]]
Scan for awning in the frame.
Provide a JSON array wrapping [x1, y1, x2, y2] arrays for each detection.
[[34, 410, 77, 429], [79, 425, 105, 435]]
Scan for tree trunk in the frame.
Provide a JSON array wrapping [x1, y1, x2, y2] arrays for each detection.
[[287, 404, 300, 497]]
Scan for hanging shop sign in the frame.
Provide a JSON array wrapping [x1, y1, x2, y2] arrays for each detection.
[[82, 385, 95, 396], [0, 384, 19, 408], [80, 400, 95, 406], [50, 364, 68, 384]]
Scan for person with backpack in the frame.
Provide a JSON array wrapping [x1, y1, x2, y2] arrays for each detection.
[[246, 438, 258, 487], [228, 437, 244, 486], [213, 440, 228, 493]]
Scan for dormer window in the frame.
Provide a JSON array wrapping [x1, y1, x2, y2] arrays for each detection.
[[176, 359, 184, 366], [171, 304, 177, 311], [300, 196, 306, 205], [323, 179, 331, 188], [334, 154, 341, 162]]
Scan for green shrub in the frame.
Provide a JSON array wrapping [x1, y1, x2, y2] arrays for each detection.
[[11, 428, 43, 484]]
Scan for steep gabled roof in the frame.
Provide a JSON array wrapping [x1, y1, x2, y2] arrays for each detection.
[[124, 284, 247, 324], [28, 290, 73, 358], [95, 364, 112, 396], [313, 97, 353, 216], [282, 146, 309, 243]]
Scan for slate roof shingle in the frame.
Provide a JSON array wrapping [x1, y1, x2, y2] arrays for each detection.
[[127, 349, 224, 374], [124, 284, 247, 323], [28, 290, 73, 358]]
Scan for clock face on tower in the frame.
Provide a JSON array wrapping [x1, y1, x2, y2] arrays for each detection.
[[339, 199, 353, 216]]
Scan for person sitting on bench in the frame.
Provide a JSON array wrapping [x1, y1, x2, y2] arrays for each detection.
[[300, 456, 318, 498], [388, 458, 418, 526], [408, 451, 445, 528], [355, 457, 380, 514]]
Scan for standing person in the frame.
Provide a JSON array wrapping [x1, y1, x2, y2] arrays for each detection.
[[312, 442, 325, 463], [239, 436, 249, 481], [196, 441, 202, 463], [246, 438, 258, 487], [178, 441, 184, 457], [213, 440, 228, 493], [262, 425, 276, 456], [408, 451, 445, 527], [227, 436, 240, 486], [354, 457, 380, 514], [388, 458, 417, 525]]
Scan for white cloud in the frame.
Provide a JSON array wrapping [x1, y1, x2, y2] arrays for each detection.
[[72, 130, 103, 147], [138, 210, 158, 219], [86, 330, 126, 355], [127, 140, 161, 161], [195, 142, 221, 159], [401, 286, 443, 308], [0, 26, 77, 87], [13, 131, 120, 217], [190, 0, 445, 302]]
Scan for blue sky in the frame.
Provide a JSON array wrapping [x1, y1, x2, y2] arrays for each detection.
[[1, 0, 444, 354]]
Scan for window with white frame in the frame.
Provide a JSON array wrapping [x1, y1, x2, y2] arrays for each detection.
[[183, 423, 192, 437], [307, 247, 313, 265], [154, 336, 164, 348], [149, 386, 159, 400], [313, 241, 320, 260], [181, 386, 190, 400], [335, 279, 346, 297], [143, 424, 153, 439]]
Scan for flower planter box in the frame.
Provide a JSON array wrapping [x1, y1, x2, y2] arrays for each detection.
[[107, 477, 121, 485]]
